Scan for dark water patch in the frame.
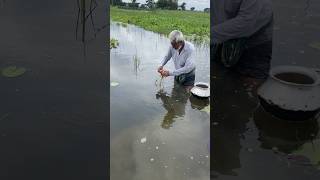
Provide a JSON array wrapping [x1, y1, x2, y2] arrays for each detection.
[[212, 59, 320, 179], [0, 0, 108, 179], [274, 72, 315, 85]]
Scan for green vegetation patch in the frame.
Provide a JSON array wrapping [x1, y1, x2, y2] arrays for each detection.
[[110, 38, 119, 49], [1, 66, 26, 78], [110, 6, 209, 42], [309, 42, 320, 50]]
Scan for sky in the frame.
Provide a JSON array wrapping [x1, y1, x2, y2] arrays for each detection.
[[122, 0, 210, 11]]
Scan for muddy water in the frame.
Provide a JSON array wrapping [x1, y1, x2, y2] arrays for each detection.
[[110, 22, 210, 179], [0, 0, 108, 179], [212, 0, 320, 179]]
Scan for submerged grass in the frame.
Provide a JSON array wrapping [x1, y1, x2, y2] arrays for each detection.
[[133, 55, 141, 76], [110, 6, 209, 42]]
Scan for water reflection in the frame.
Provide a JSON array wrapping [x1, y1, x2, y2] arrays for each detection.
[[211, 0, 320, 179], [212, 62, 255, 177], [0, 0, 5, 8], [156, 82, 210, 129], [212, 50, 320, 179], [156, 82, 188, 129], [254, 106, 319, 154], [75, 0, 99, 42]]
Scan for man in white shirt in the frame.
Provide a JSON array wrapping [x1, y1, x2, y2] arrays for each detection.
[[158, 30, 196, 87]]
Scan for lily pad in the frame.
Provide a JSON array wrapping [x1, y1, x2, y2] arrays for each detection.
[[110, 82, 119, 87], [201, 105, 210, 114], [309, 42, 320, 50], [1, 66, 26, 78]]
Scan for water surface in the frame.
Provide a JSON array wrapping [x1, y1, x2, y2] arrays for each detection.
[[212, 0, 320, 179], [110, 22, 210, 180]]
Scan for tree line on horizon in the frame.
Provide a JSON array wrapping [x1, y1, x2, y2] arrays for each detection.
[[111, 0, 209, 11]]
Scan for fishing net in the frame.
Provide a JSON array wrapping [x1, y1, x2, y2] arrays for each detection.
[[212, 38, 247, 68]]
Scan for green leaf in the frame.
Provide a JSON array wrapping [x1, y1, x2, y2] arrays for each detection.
[[1, 66, 26, 78]]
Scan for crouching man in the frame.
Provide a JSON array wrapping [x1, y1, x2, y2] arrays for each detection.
[[158, 30, 196, 89]]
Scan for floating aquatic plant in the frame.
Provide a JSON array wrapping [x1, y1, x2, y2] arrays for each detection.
[[309, 42, 320, 50], [1, 66, 26, 78], [110, 81, 119, 87], [110, 38, 119, 49]]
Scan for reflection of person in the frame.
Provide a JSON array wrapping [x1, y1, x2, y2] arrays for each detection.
[[211, 64, 257, 177], [212, 0, 273, 80], [156, 81, 189, 129], [157, 30, 196, 89], [156, 81, 211, 129], [189, 95, 209, 111]]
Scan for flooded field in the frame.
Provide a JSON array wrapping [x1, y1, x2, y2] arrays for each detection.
[[110, 23, 210, 179], [212, 0, 320, 179]]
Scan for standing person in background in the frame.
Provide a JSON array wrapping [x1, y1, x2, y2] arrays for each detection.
[[212, 0, 274, 81]]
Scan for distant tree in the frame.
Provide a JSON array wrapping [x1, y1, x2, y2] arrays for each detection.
[[190, 7, 195, 11], [156, 0, 178, 10], [146, 0, 155, 9], [204, 8, 210, 13], [180, 2, 186, 10], [111, 0, 123, 6], [129, 0, 139, 8]]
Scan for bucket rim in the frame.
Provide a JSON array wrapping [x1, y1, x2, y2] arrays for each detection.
[[270, 65, 320, 87]]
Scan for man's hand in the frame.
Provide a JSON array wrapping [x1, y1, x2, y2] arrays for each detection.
[[161, 70, 170, 77], [157, 66, 163, 73]]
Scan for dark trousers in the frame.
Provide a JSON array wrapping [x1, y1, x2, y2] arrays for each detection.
[[174, 69, 196, 86], [234, 41, 272, 79]]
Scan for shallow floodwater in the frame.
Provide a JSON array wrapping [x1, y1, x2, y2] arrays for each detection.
[[110, 23, 210, 179], [212, 0, 320, 179]]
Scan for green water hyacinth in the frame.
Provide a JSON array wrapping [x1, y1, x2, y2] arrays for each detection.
[[110, 38, 119, 49], [1, 66, 26, 78], [110, 6, 209, 43]]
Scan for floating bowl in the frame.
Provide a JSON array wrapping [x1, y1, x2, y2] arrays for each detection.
[[190, 82, 210, 98]]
